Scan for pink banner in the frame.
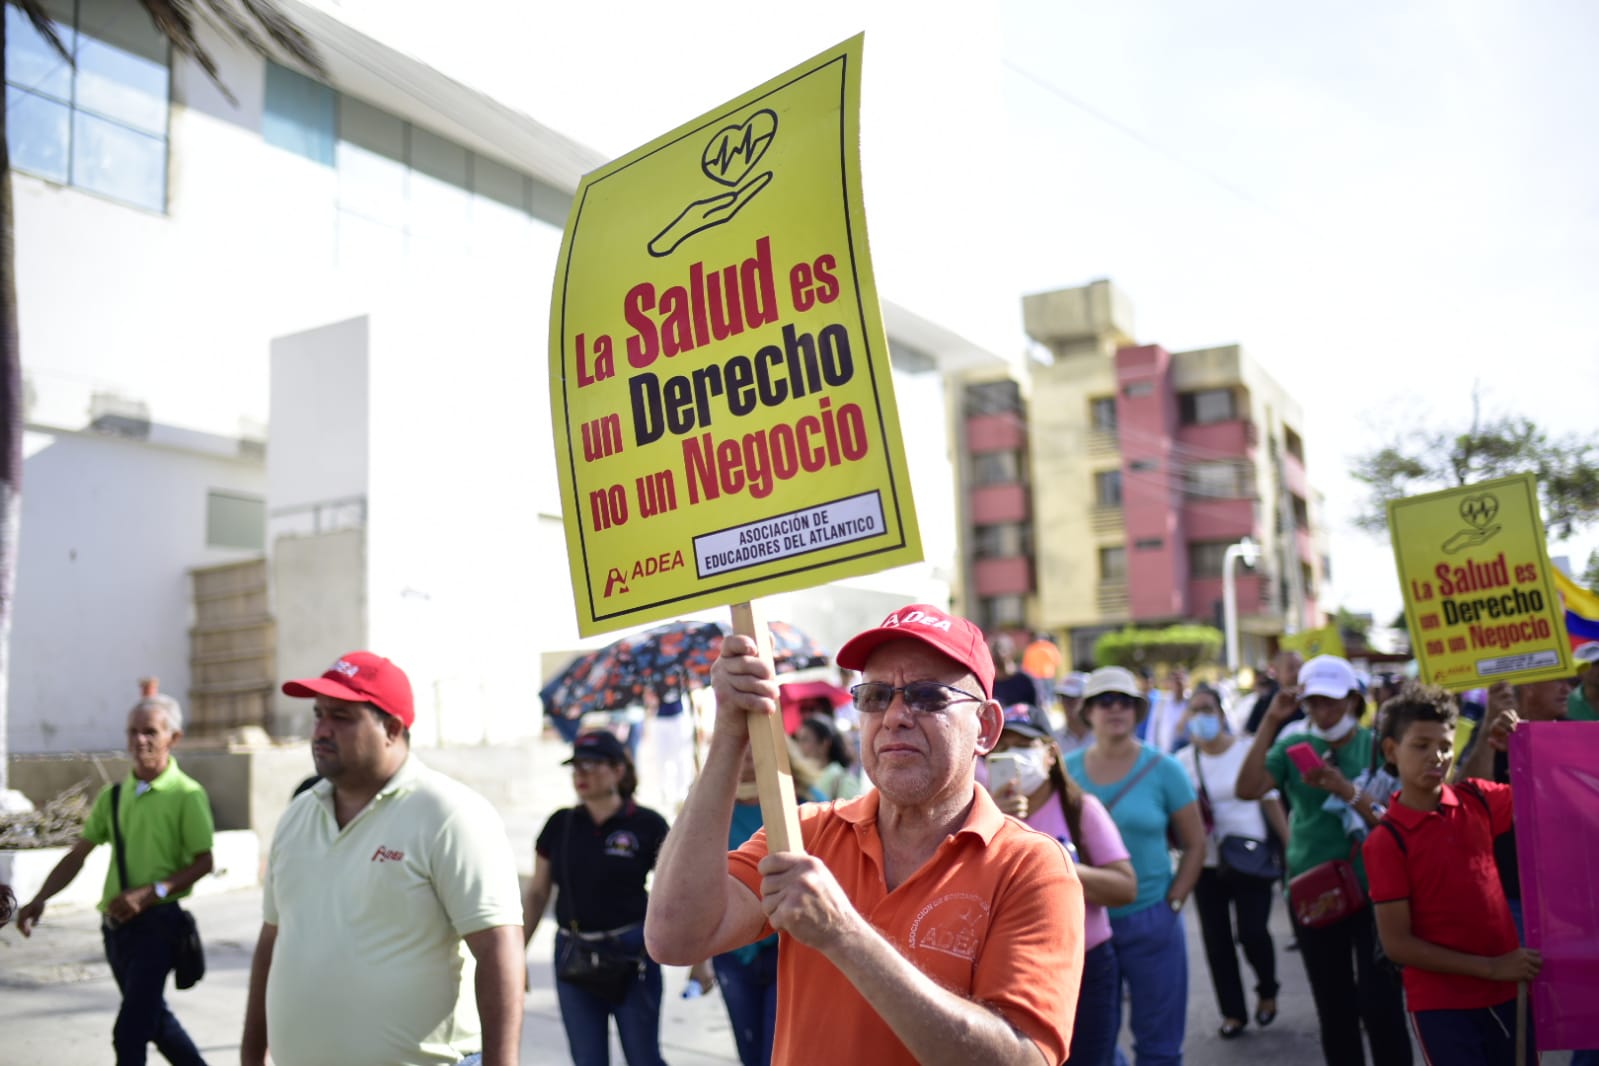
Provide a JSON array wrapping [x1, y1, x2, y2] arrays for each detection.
[[1509, 721, 1599, 1051]]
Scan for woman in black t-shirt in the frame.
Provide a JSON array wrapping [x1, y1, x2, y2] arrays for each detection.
[[524, 731, 671, 1066]]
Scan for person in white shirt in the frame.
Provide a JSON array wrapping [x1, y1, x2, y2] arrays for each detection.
[[1175, 684, 1290, 1041], [1146, 668, 1189, 754], [1052, 673, 1093, 756]]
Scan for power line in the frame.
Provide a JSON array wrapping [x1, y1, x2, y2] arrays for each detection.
[[1000, 58, 1272, 213]]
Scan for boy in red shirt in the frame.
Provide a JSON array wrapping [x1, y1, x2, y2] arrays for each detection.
[[1363, 684, 1541, 1065]]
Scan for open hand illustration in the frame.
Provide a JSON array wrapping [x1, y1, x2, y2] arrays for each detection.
[[648, 170, 773, 257]]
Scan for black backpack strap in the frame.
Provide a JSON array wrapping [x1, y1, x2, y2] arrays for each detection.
[[1456, 779, 1492, 817], [109, 783, 131, 893], [1371, 817, 1406, 856], [1104, 752, 1162, 812]]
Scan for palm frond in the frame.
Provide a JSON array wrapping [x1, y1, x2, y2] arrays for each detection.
[[9, 0, 72, 64], [137, 0, 327, 105]]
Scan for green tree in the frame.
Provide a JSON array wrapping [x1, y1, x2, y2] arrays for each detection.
[[1, 2, 323, 791], [1333, 606, 1372, 638], [1583, 549, 1599, 594], [1093, 624, 1222, 669], [1351, 392, 1599, 539]]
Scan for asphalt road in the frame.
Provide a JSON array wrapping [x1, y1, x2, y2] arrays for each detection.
[[8, 726, 1552, 1064]]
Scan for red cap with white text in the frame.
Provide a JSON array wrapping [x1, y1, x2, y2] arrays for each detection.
[[282, 651, 415, 728], [836, 604, 996, 698]]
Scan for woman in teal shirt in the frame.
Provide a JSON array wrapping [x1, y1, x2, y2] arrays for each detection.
[[1065, 667, 1206, 1066]]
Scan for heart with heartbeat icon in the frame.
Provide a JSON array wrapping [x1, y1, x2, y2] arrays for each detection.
[[702, 109, 778, 187], [1459, 493, 1499, 529]]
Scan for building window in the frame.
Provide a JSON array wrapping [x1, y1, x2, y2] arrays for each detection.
[[1090, 396, 1118, 432], [1185, 460, 1248, 498], [5, 0, 171, 212], [979, 595, 1026, 630], [1129, 459, 1158, 472], [964, 380, 1022, 417], [263, 61, 334, 164], [207, 491, 266, 551], [973, 450, 1021, 486], [1123, 382, 1153, 399], [1179, 388, 1237, 424], [1098, 546, 1127, 582], [1284, 425, 1305, 462], [260, 63, 564, 269], [1292, 493, 1310, 529], [1134, 538, 1163, 551], [974, 524, 1031, 558], [1188, 541, 1233, 579], [1094, 470, 1123, 507]]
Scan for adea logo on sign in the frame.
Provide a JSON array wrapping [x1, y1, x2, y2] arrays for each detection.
[[603, 551, 688, 598]]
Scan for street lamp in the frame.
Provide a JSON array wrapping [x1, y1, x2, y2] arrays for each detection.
[[1223, 537, 1261, 673]]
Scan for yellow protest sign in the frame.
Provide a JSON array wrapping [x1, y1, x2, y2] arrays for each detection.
[[548, 35, 921, 636], [1280, 626, 1345, 660], [1388, 473, 1573, 689]]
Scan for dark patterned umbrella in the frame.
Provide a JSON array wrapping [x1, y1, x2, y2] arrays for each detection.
[[539, 618, 830, 719]]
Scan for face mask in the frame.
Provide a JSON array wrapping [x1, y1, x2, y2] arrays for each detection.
[[735, 779, 761, 802], [1009, 747, 1050, 795], [1188, 715, 1222, 743], [1309, 713, 1357, 743]]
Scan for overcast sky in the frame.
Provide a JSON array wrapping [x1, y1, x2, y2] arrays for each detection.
[[347, 0, 1599, 627]]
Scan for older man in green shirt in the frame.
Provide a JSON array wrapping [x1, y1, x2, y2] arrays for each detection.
[[16, 692, 215, 1065]]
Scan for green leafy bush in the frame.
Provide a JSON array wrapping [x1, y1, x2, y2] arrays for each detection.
[[1092, 625, 1223, 669]]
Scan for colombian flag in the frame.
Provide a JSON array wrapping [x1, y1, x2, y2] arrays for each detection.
[[1552, 567, 1599, 654]]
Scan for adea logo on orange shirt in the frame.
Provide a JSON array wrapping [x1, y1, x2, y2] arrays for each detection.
[[906, 893, 989, 961]]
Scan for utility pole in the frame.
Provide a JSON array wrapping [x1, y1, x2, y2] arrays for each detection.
[[1223, 537, 1261, 672]]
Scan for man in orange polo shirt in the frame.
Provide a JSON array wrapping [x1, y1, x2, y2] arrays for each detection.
[[647, 604, 1083, 1065]]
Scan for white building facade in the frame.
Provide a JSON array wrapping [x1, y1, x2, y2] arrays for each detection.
[[8, 1, 1001, 753]]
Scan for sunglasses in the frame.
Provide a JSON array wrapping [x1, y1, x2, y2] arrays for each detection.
[[850, 681, 984, 718], [1087, 693, 1138, 711]]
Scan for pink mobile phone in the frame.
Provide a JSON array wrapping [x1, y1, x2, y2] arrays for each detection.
[[1287, 742, 1325, 775]]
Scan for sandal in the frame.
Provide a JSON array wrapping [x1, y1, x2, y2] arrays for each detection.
[[1218, 1020, 1246, 1039], [1255, 998, 1277, 1027]]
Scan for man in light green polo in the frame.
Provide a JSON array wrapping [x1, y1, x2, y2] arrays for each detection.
[[16, 691, 215, 1065], [241, 651, 524, 1066]]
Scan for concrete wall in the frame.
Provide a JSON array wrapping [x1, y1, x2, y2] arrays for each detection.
[[11, 432, 266, 753], [270, 529, 367, 736], [8, 741, 550, 875], [267, 317, 372, 519], [1118, 344, 1187, 621], [1029, 353, 1123, 631], [8, 747, 313, 839]]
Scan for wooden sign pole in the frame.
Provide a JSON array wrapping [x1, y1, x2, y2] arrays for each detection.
[[730, 600, 805, 854]]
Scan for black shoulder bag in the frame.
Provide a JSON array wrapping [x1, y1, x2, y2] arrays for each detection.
[[1194, 751, 1282, 882], [552, 810, 645, 1004], [110, 783, 205, 989]]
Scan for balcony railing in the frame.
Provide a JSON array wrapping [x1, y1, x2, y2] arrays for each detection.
[[1097, 580, 1130, 616], [1087, 429, 1119, 458], [1090, 506, 1125, 536]]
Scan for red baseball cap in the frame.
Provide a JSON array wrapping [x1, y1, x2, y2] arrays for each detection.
[[282, 651, 415, 728], [836, 604, 996, 698]]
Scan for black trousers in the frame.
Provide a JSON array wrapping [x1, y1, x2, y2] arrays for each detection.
[[1192, 866, 1279, 1022], [102, 904, 207, 1066], [1294, 904, 1411, 1066]]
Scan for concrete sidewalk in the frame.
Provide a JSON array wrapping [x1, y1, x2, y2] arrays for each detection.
[[0, 884, 742, 1063], [1, 879, 1337, 1065]]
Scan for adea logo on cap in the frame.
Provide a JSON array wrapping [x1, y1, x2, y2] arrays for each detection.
[[880, 608, 953, 633], [329, 658, 361, 678]]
